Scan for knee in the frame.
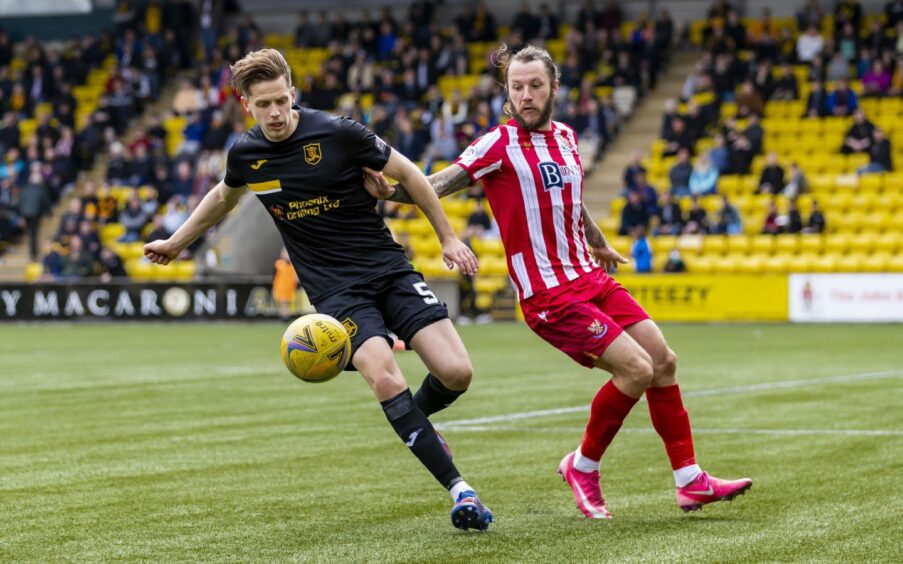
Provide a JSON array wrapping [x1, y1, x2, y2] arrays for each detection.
[[435, 358, 473, 391], [656, 348, 678, 379], [623, 352, 655, 390], [368, 363, 408, 399]]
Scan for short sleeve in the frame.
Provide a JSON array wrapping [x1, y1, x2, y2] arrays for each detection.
[[224, 143, 246, 188], [341, 117, 391, 171], [454, 127, 505, 183]]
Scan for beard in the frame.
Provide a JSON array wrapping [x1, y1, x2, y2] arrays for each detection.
[[511, 95, 555, 130]]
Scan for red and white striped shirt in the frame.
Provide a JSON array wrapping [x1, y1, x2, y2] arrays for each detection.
[[455, 119, 600, 302]]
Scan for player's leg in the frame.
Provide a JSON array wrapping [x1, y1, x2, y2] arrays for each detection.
[[624, 319, 752, 511], [409, 318, 471, 417], [378, 273, 493, 530], [382, 274, 471, 418], [522, 297, 651, 518], [353, 336, 490, 530]]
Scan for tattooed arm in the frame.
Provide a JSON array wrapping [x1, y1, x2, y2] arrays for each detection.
[[362, 164, 473, 204], [582, 203, 629, 272]]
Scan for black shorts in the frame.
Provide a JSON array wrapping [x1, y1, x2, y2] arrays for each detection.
[[314, 271, 449, 370]]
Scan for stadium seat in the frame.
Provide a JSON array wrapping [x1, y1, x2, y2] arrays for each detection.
[[176, 261, 196, 280], [25, 262, 43, 282], [799, 235, 824, 254], [703, 236, 727, 255], [687, 254, 715, 274], [793, 253, 817, 273], [775, 236, 800, 255], [835, 254, 863, 272], [860, 254, 890, 272], [848, 233, 875, 253], [727, 235, 751, 254], [763, 255, 791, 273], [474, 276, 507, 295], [810, 255, 838, 272], [874, 233, 899, 254], [751, 235, 775, 255], [824, 234, 850, 254]]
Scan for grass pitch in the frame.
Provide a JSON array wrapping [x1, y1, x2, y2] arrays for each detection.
[[2, 322, 902, 562]]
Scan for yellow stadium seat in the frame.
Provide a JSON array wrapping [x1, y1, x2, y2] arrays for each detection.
[[874, 233, 899, 254], [810, 255, 838, 272], [848, 233, 875, 253], [480, 255, 509, 276], [824, 234, 850, 254], [25, 262, 43, 282], [883, 174, 902, 193], [831, 211, 866, 233], [715, 254, 743, 274], [858, 174, 883, 192], [775, 236, 800, 254], [718, 176, 741, 195], [835, 254, 863, 272], [727, 235, 751, 255], [128, 261, 153, 280], [411, 236, 442, 258], [474, 276, 507, 295], [860, 254, 890, 272], [100, 223, 126, 245], [799, 235, 824, 254], [676, 234, 704, 255], [865, 211, 892, 232], [475, 238, 505, 257], [793, 253, 817, 273], [611, 236, 631, 253], [751, 235, 775, 255], [176, 260, 196, 280], [763, 255, 791, 273], [652, 235, 677, 254], [738, 254, 767, 274], [687, 255, 715, 274], [887, 255, 903, 272], [703, 236, 727, 255]]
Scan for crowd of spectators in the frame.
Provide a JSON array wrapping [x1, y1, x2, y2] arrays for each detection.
[[619, 0, 901, 252]]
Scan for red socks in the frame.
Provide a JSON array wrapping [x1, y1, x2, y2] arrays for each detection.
[[580, 380, 639, 461], [646, 384, 696, 470]]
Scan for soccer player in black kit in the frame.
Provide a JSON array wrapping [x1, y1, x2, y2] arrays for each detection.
[[144, 49, 493, 531]]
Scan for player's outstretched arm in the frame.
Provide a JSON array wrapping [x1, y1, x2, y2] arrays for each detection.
[[144, 181, 246, 265], [362, 163, 473, 204], [380, 149, 478, 275], [581, 203, 628, 273]]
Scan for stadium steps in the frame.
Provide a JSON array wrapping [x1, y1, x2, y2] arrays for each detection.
[[584, 52, 699, 222]]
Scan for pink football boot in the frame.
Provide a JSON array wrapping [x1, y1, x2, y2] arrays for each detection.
[[557, 452, 611, 519], [676, 471, 753, 512]]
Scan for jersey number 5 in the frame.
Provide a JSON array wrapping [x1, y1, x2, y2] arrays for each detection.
[[413, 282, 439, 305]]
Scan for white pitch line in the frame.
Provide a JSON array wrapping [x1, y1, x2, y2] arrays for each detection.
[[436, 426, 903, 437], [436, 370, 903, 430]]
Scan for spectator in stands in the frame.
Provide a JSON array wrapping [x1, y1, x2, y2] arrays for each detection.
[[669, 148, 693, 196], [743, 114, 764, 155], [736, 80, 764, 118], [752, 63, 775, 101], [39, 241, 64, 280], [859, 128, 893, 173], [784, 161, 808, 198], [171, 161, 194, 198], [537, 3, 560, 40], [841, 109, 875, 154], [663, 248, 687, 273], [707, 133, 730, 174], [683, 196, 709, 234], [803, 79, 829, 117], [727, 131, 754, 175], [60, 235, 95, 279], [660, 98, 681, 139], [772, 63, 799, 100], [98, 246, 127, 281], [663, 117, 693, 157], [18, 165, 50, 261], [118, 195, 148, 243], [511, 2, 540, 42], [797, 0, 825, 31], [657, 192, 684, 235], [758, 152, 785, 194], [689, 153, 719, 196], [466, 198, 496, 237], [796, 25, 825, 63], [761, 201, 781, 235], [630, 172, 660, 219], [713, 195, 742, 235], [804, 199, 826, 233], [785, 199, 803, 234], [827, 78, 858, 116], [862, 60, 892, 96], [631, 225, 653, 274], [77, 219, 101, 258], [622, 152, 647, 191], [619, 190, 649, 236], [826, 50, 851, 82]]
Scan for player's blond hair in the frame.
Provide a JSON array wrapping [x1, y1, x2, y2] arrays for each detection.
[[497, 44, 561, 116], [230, 48, 292, 97]]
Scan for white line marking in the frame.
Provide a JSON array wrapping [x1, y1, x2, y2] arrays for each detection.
[[436, 370, 903, 430], [437, 426, 903, 437]]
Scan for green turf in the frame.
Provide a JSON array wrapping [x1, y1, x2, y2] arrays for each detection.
[[2, 323, 902, 562]]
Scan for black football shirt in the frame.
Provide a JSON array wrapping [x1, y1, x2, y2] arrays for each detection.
[[224, 107, 412, 303]]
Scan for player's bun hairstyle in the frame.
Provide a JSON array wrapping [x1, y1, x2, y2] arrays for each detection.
[[496, 44, 560, 116], [231, 48, 293, 97]]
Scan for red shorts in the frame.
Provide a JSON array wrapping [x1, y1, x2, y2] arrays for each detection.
[[521, 270, 650, 368]]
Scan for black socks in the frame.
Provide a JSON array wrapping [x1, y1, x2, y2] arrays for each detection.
[[381, 389, 462, 489], [413, 373, 466, 417]]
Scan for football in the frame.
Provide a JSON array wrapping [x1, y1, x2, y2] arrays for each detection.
[[280, 314, 351, 383]]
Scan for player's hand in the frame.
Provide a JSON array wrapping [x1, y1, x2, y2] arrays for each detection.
[[441, 237, 479, 276], [362, 167, 396, 200], [143, 239, 180, 265], [591, 243, 628, 274]]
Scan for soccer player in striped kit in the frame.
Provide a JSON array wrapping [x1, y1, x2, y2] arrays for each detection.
[[364, 45, 752, 518]]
